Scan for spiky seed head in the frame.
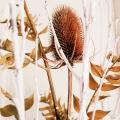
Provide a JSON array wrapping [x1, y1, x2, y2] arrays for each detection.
[[50, 6, 84, 65]]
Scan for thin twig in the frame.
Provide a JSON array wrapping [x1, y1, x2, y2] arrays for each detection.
[[24, 1, 60, 119], [9, 1, 25, 120], [67, 69, 72, 120]]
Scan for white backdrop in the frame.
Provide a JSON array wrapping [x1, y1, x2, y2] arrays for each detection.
[[0, 0, 120, 120]]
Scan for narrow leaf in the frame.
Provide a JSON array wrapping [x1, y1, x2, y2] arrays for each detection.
[[109, 66, 120, 72], [0, 19, 8, 23], [92, 95, 109, 103], [46, 117, 55, 120], [1, 88, 12, 101], [102, 83, 120, 91], [2, 39, 13, 52], [99, 96, 110, 101], [25, 94, 34, 111], [89, 73, 98, 90], [39, 106, 51, 111], [73, 95, 80, 112], [90, 63, 104, 78], [106, 74, 120, 84], [87, 110, 110, 120]]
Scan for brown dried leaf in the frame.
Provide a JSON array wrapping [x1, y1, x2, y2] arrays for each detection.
[[17, 19, 22, 36], [38, 26, 48, 35], [40, 96, 47, 103], [46, 117, 55, 120], [99, 96, 110, 101], [26, 30, 36, 41], [89, 73, 119, 91], [73, 95, 80, 112], [47, 92, 52, 101], [1, 88, 12, 101], [106, 74, 120, 84], [43, 112, 55, 117], [25, 94, 34, 111], [57, 98, 62, 108], [89, 73, 98, 90], [0, 19, 8, 23], [111, 56, 118, 63], [0, 53, 14, 68], [90, 63, 104, 78], [106, 52, 112, 60], [87, 110, 110, 120], [39, 106, 51, 111], [109, 66, 120, 72], [1, 39, 13, 52], [92, 95, 109, 103], [0, 105, 18, 117], [23, 58, 31, 67], [102, 83, 119, 91], [29, 48, 41, 60]]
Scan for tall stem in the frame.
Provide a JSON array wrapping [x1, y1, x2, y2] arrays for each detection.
[[24, 1, 59, 119], [67, 68, 72, 120]]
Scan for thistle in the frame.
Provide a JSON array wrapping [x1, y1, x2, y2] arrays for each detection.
[[50, 6, 84, 119]]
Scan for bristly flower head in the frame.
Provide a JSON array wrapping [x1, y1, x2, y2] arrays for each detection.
[[50, 6, 84, 65]]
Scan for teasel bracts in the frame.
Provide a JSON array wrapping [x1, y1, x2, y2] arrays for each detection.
[[50, 6, 84, 65]]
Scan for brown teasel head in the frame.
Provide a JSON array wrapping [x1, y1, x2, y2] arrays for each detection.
[[50, 6, 84, 65]]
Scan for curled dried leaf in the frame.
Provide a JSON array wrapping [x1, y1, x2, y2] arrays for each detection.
[[23, 57, 31, 67], [89, 73, 98, 90], [0, 53, 14, 68], [102, 83, 119, 91], [25, 94, 34, 111], [106, 74, 120, 84], [99, 96, 110, 101], [111, 56, 118, 63], [87, 110, 110, 120], [109, 66, 120, 72], [73, 95, 80, 112], [0, 105, 18, 118], [1, 88, 13, 101], [90, 63, 104, 78], [1, 39, 13, 52]]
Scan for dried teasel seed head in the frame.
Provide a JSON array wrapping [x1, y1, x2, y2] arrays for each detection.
[[50, 6, 84, 65]]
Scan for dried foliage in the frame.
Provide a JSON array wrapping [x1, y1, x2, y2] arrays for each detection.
[[39, 92, 80, 120], [40, 92, 67, 120], [87, 110, 110, 120], [87, 53, 120, 119], [0, 88, 34, 119], [73, 95, 80, 113]]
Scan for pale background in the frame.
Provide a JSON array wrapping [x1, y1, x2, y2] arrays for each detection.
[[0, 0, 120, 120]]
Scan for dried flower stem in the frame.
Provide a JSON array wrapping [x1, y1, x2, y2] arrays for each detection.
[[24, 1, 59, 119], [9, 1, 25, 120], [80, 0, 92, 119], [44, 1, 80, 81], [67, 69, 72, 119]]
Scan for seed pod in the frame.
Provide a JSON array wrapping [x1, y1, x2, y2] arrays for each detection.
[[50, 6, 84, 65]]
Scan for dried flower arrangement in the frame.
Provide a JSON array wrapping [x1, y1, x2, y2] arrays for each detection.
[[0, 0, 120, 120]]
